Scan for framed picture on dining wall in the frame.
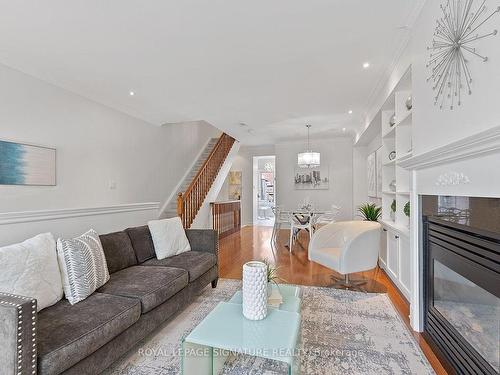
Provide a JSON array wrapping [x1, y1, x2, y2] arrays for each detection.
[[367, 151, 377, 197], [294, 165, 329, 190]]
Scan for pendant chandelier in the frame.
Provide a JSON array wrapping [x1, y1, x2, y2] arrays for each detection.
[[297, 124, 320, 168]]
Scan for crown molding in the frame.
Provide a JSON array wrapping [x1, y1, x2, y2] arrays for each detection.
[[0, 202, 160, 225], [399, 126, 500, 170]]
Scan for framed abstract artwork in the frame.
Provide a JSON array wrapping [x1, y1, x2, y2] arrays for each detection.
[[376, 147, 383, 198], [367, 151, 376, 197], [228, 171, 242, 185], [0, 140, 56, 186], [228, 171, 242, 200]]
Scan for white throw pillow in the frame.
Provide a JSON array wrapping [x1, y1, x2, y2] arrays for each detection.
[[57, 229, 110, 305], [0, 233, 63, 311], [148, 217, 191, 259]]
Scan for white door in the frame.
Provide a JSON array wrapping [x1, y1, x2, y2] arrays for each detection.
[[379, 228, 388, 267], [398, 235, 411, 296], [387, 231, 399, 280]]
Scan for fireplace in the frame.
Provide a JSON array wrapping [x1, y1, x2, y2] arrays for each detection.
[[422, 196, 500, 375]]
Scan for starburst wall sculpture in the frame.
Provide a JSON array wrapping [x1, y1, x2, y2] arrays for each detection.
[[427, 0, 499, 109]]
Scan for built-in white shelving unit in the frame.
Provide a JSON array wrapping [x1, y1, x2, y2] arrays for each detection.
[[378, 70, 413, 301], [354, 67, 414, 301]]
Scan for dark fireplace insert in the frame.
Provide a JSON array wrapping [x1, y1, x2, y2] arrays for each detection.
[[422, 196, 500, 375]]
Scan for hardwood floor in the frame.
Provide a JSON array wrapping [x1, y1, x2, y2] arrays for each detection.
[[219, 225, 450, 375]]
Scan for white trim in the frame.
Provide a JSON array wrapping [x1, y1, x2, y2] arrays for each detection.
[[409, 170, 422, 330], [399, 125, 500, 170], [0, 202, 160, 225], [159, 136, 219, 217], [379, 258, 411, 301]]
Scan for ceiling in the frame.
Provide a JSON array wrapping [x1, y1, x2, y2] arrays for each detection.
[[0, 0, 422, 145]]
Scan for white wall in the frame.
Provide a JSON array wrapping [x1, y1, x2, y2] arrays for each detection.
[[275, 137, 354, 221], [228, 145, 275, 226], [0, 64, 219, 245]]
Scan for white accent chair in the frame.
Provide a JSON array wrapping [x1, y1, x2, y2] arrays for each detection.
[[308, 221, 381, 290]]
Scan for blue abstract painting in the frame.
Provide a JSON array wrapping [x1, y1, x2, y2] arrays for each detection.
[[0, 140, 56, 186]]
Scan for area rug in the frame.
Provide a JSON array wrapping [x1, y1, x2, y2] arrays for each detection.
[[105, 279, 434, 374]]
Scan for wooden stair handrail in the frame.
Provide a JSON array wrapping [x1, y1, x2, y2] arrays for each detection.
[[177, 133, 236, 228]]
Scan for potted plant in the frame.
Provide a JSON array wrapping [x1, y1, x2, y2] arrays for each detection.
[[403, 201, 410, 227], [357, 203, 382, 221], [262, 259, 283, 296], [390, 199, 396, 221]]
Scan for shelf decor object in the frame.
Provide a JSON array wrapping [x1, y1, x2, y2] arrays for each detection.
[[390, 199, 396, 221], [297, 124, 320, 168], [389, 114, 396, 127], [427, 0, 500, 109], [242, 261, 268, 320], [405, 95, 413, 110], [389, 180, 397, 192], [404, 201, 410, 217]]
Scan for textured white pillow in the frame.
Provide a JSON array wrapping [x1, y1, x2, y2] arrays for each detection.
[[148, 217, 191, 260], [0, 233, 63, 311], [57, 229, 110, 305]]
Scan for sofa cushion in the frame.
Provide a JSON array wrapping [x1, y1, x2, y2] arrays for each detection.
[[125, 225, 156, 263], [97, 266, 188, 313], [0, 233, 63, 311], [57, 229, 110, 305], [37, 292, 141, 375], [100, 231, 138, 273], [148, 217, 191, 259], [142, 251, 217, 282]]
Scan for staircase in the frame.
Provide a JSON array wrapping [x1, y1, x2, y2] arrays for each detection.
[[162, 133, 237, 229], [162, 137, 219, 219]]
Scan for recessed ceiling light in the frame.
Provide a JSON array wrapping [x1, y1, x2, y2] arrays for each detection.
[[348, 110, 353, 114], [363, 62, 370, 69], [342, 128, 346, 132], [129, 91, 135, 96]]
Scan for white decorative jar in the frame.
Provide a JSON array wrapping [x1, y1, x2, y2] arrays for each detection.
[[242, 261, 268, 320]]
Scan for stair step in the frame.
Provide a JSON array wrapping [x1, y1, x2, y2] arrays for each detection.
[[162, 134, 234, 222]]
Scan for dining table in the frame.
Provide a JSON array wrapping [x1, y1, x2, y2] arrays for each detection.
[[281, 209, 328, 248]]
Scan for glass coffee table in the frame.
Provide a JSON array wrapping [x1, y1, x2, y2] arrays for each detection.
[[181, 284, 301, 375]]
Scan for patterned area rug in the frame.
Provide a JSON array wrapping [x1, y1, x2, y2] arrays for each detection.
[[105, 279, 434, 374]]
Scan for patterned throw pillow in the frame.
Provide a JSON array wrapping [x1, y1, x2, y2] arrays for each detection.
[[56, 229, 110, 305]]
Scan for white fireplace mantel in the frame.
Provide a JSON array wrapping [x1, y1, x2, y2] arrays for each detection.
[[396, 125, 500, 332], [399, 125, 500, 171]]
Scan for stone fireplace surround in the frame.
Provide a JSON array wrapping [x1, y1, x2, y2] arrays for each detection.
[[399, 125, 500, 372]]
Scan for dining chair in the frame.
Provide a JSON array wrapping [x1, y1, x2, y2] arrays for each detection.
[[288, 211, 313, 252], [271, 206, 288, 244], [314, 204, 341, 229]]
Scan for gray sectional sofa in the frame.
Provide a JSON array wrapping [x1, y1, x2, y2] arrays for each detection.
[[0, 225, 219, 375]]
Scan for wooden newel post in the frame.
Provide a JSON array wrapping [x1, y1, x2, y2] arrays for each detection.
[[177, 192, 184, 222]]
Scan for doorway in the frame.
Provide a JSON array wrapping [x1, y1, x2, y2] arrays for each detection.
[[253, 156, 276, 226]]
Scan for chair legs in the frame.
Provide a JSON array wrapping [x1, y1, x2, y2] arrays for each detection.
[[330, 274, 367, 292], [288, 225, 294, 252]]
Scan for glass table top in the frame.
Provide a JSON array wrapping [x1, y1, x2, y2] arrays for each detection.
[[184, 302, 300, 365]]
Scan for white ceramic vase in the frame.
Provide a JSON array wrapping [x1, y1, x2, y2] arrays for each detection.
[[242, 261, 268, 320]]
